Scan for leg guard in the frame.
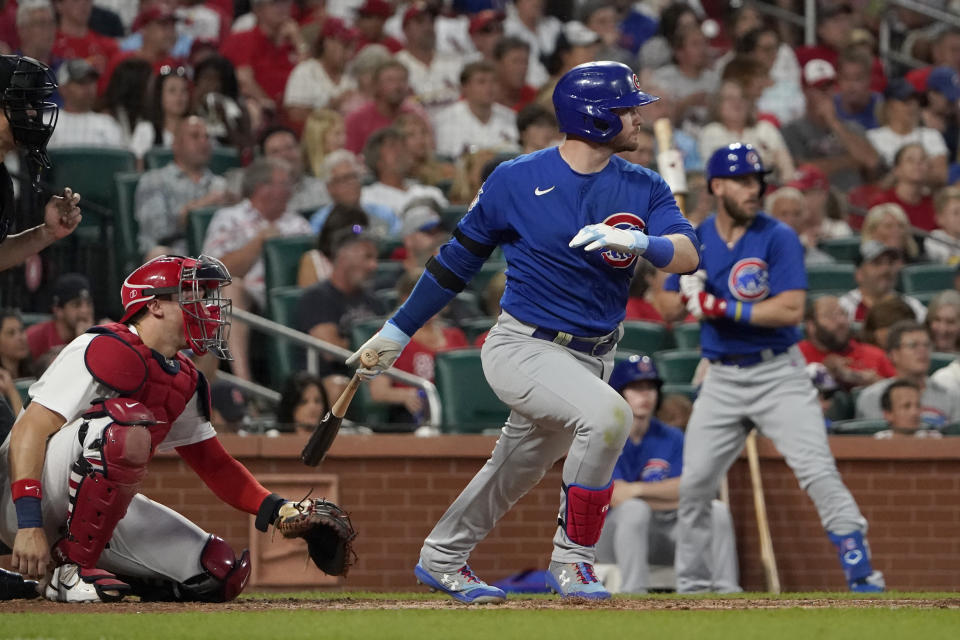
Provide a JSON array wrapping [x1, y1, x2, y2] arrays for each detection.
[[54, 404, 153, 568], [561, 481, 614, 547], [828, 531, 881, 589]]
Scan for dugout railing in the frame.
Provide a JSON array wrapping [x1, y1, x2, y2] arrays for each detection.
[[230, 307, 443, 431]]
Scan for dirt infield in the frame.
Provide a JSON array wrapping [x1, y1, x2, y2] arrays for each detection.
[[4, 596, 960, 613]]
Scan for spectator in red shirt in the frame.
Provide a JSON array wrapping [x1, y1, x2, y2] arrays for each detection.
[[220, 0, 307, 117], [493, 36, 536, 112], [52, 0, 118, 72], [867, 144, 938, 232], [344, 59, 417, 154], [99, 5, 181, 93], [625, 260, 665, 324], [24, 272, 94, 361], [838, 241, 926, 324], [354, 0, 403, 54], [799, 294, 896, 390], [369, 269, 468, 426]]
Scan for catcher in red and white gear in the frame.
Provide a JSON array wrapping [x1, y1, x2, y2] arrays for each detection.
[[0, 255, 350, 603]]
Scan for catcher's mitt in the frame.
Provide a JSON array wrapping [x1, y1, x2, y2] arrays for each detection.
[[274, 499, 358, 576]]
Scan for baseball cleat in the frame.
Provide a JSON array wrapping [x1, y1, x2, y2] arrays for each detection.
[[414, 562, 506, 604], [546, 561, 611, 599], [850, 571, 885, 593], [44, 564, 130, 603], [0, 568, 39, 600]]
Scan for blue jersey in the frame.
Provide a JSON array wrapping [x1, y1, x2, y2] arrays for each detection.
[[665, 213, 806, 359], [611, 418, 684, 484], [456, 147, 695, 336]]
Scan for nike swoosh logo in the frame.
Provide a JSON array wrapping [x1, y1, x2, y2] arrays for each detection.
[[24, 485, 38, 492], [534, 186, 555, 196], [124, 402, 137, 408]]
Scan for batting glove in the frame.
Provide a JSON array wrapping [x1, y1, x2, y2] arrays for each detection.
[[678, 270, 707, 299], [346, 321, 410, 379], [569, 223, 649, 255], [686, 291, 727, 320]]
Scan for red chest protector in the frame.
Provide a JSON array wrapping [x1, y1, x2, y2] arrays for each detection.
[[83, 323, 207, 451]]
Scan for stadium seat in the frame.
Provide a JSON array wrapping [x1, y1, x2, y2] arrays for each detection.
[[829, 418, 889, 435], [20, 312, 51, 328], [806, 263, 856, 294], [350, 317, 388, 350], [114, 172, 142, 279], [652, 349, 702, 384], [265, 286, 304, 387], [672, 322, 701, 349], [460, 317, 495, 344], [942, 423, 960, 436], [15, 378, 35, 408], [374, 288, 399, 311], [433, 349, 509, 433], [619, 321, 674, 355], [144, 147, 174, 171], [144, 147, 239, 174], [817, 237, 860, 263], [263, 234, 314, 296], [187, 206, 219, 256], [47, 147, 137, 224], [373, 260, 404, 291], [930, 352, 955, 375], [899, 264, 955, 295], [469, 261, 507, 294], [441, 205, 468, 229], [825, 390, 855, 422]]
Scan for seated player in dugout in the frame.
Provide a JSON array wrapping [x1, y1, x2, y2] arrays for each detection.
[[0, 255, 351, 602], [596, 355, 740, 594]]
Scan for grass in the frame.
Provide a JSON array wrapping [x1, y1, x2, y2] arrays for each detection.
[[1, 593, 958, 640]]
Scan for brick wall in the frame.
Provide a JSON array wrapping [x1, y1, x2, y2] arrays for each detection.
[[139, 434, 960, 592]]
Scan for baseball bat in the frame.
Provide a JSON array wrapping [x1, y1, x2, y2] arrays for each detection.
[[745, 429, 781, 594], [300, 349, 378, 467], [652, 117, 687, 214]]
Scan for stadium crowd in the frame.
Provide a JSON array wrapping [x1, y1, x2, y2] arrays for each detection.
[[1, 0, 960, 444]]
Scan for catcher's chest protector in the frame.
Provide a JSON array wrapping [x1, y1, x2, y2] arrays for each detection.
[[88, 323, 199, 449]]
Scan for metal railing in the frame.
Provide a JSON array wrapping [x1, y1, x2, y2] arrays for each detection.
[[230, 308, 442, 429], [877, 0, 960, 73]]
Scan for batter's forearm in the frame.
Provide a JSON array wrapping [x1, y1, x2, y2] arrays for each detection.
[[661, 235, 699, 273]]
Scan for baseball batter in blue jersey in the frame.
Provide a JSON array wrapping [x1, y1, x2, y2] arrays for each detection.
[[664, 143, 884, 593], [595, 356, 739, 594], [348, 61, 699, 603]]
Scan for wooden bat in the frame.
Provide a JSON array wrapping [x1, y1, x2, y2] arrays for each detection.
[[653, 117, 687, 214], [745, 429, 781, 594], [300, 349, 378, 467]]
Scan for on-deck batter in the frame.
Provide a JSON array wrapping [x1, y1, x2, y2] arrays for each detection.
[[665, 143, 884, 593], [349, 61, 700, 603]]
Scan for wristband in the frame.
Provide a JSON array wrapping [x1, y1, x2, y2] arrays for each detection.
[[725, 300, 753, 324], [14, 497, 42, 529], [255, 492, 287, 532], [11, 478, 42, 500], [642, 235, 675, 268]]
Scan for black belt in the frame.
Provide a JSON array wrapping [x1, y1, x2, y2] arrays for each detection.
[[531, 326, 617, 356], [709, 347, 788, 367]]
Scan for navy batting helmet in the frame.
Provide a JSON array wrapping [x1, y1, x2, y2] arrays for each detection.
[[553, 61, 658, 143], [705, 143, 771, 194], [609, 354, 663, 394]]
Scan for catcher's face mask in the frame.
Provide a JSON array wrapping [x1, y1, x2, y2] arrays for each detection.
[[0, 55, 58, 191]]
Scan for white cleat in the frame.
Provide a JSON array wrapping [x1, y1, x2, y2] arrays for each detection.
[[44, 564, 130, 603]]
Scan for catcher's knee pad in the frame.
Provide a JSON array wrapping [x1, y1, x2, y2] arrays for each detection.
[[561, 481, 614, 547], [179, 535, 251, 603], [55, 400, 154, 568]]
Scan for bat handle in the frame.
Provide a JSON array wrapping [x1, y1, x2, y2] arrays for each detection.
[[332, 372, 363, 419]]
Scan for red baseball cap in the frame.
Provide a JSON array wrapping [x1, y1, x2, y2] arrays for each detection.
[[802, 58, 836, 90], [787, 164, 830, 192], [356, 0, 394, 18], [132, 6, 178, 33], [403, 2, 436, 27], [320, 17, 357, 42], [469, 9, 505, 35]]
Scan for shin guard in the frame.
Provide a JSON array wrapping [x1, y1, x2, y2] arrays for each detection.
[[561, 481, 614, 546], [828, 531, 875, 585]]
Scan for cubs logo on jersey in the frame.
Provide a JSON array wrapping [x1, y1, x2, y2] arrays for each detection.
[[600, 212, 646, 269], [641, 458, 670, 483], [727, 258, 770, 301]]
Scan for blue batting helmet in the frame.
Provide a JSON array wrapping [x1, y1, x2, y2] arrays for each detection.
[[705, 143, 771, 194], [553, 61, 658, 143], [609, 355, 663, 394]]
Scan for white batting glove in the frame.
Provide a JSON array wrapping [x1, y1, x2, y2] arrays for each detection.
[[569, 224, 649, 255], [345, 322, 411, 379], [678, 270, 707, 298]]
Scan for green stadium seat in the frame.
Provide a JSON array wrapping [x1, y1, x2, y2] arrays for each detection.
[[652, 349, 702, 384], [15, 378, 35, 408], [830, 418, 888, 435], [619, 321, 674, 355], [660, 383, 697, 400], [263, 234, 313, 296], [930, 352, 955, 374], [350, 316, 388, 350], [459, 317, 495, 344], [672, 322, 701, 349], [373, 260, 404, 291], [817, 237, 860, 263], [20, 312, 51, 328], [899, 264, 955, 295], [433, 349, 509, 433], [806, 263, 856, 294], [374, 288, 399, 311], [942, 423, 960, 436], [377, 236, 403, 259], [825, 390, 855, 422], [210, 147, 242, 175], [441, 205, 468, 229], [266, 286, 304, 387], [114, 172, 142, 279], [187, 206, 219, 256], [144, 147, 174, 171], [47, 148, 137, 223], [469, 261, 506, 294]]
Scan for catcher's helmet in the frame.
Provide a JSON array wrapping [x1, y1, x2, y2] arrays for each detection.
[[705, 142, 771, 194], [609, 354, 663, 394], [120, 255, 233, 359], [0, 55, 58, 189], [553, 61, 658, 143]]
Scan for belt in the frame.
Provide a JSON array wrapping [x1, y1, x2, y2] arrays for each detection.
[[709, 347, 788, 367], [531, 326, 617, 356]]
